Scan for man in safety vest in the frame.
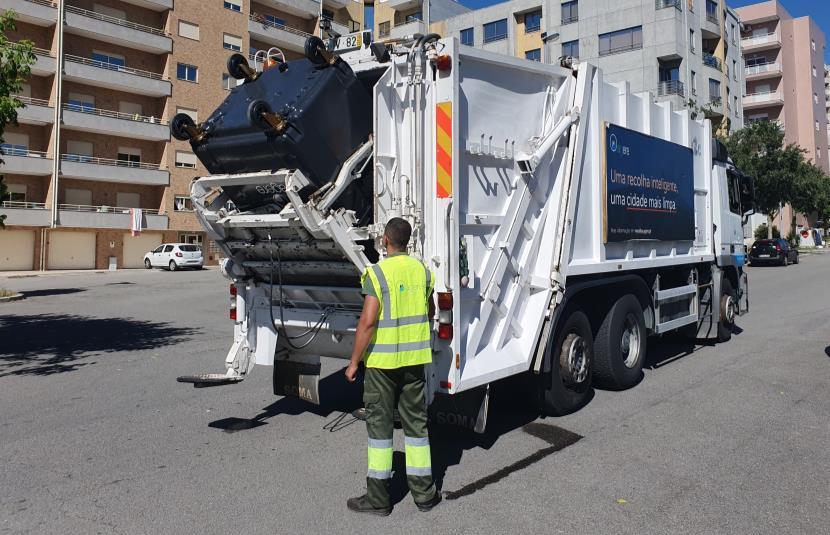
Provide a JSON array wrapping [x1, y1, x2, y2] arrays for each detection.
[[344, 217, 441, 515]]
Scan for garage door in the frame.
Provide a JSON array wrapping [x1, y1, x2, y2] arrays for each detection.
[[49, 231, 96, 269], [0, 230, 35, 271], [123, 233, 162, 268]]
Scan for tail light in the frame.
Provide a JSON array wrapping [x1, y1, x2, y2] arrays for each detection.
[[229, 283, 237, 321], [175, 251, 183, 257], [434, 54, 452, 72], [437, 291, 453, 340], [775, 244, 781, 251]]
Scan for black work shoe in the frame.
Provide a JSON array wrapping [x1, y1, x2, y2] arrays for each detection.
[[347, 494, 392, 516], [415, 493, 442, 512]]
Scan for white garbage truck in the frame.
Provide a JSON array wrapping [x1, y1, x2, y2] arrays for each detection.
[[176, 34, 754, 428]]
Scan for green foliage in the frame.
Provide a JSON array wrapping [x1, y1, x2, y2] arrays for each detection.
[[724, 120, 806, 222], [753, 224, 781, 240], [0, 10, 36, 228]]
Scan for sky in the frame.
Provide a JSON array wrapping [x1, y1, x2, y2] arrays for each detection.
[[367, 0, 829, 63]]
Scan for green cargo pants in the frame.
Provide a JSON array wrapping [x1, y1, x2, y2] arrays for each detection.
[[364, 364, 436, 508]]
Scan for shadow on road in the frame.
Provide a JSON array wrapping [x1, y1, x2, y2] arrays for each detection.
[[0, 314, 200, 377], [20, 288, 86, 298]]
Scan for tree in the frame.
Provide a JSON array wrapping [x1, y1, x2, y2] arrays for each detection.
[[724, 120, 806, 237], [0, 10, 36, 228], [791, 162, 830, 224]]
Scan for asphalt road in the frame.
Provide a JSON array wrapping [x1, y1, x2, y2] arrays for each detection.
[[1, 256, 828, 534]]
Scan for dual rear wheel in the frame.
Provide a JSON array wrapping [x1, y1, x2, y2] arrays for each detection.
[[541, 293, 647, 415]]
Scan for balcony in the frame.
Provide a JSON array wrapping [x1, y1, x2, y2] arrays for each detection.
[[389, 19, 426, 40], [256, 0, 321, 19], [703, 53, 722, 72], [0, 148, 53, 175], [29, 47, 56, 76], [655, 0, 681, 10], [64, 5, 172, 54], [743, 90, 784, 109], [14, 96, 54, 125], [61, 104, 169, 141], [57, 204, 168, 230], [249, 14, 313, 53], [0, 0, 57, 27], [119, 0, 172, 11], [60, 155, 169, 186], [63, 54, 171, 97], [385, 0, 421, 10], [741, 31, 781, 52], [744, 62, 782, 80], [0, 201, 50, 226], [706, 11, 718, 25], [329, 19, 351, 37], [658, 80, 685, 98]]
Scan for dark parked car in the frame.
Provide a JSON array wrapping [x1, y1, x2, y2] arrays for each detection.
[[748, 238, 799, 266]]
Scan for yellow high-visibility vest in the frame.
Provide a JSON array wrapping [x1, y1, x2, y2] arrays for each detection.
[[362, 254, 434, 369]]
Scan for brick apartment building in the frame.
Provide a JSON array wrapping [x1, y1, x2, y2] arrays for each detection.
[[0, 0, 362, 271]]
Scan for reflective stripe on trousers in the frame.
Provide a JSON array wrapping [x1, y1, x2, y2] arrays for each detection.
[[367, 438, 393, 479], [404, 435, 432, 477]]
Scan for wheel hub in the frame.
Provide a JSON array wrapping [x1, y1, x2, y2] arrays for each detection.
[[721, 294, 736, 324], [560, 333, 588, 385], [620, 313, 641, 369]]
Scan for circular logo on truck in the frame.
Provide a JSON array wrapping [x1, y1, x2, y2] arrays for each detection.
[[610, 134, 618, 153]]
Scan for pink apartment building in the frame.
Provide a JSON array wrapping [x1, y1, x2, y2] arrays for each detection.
[[737, 0, 828, 235]]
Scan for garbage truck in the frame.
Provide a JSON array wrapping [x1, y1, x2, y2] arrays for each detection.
[[175, 33, 754, 429]]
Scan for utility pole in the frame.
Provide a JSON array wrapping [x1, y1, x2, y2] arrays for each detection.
[[50, 0, 64, 229]]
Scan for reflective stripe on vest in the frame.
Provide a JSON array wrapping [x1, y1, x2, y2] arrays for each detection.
[[363, 255, 435, 369]]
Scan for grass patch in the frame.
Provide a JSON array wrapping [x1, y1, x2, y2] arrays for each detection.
[[0, 288, 16, 298]]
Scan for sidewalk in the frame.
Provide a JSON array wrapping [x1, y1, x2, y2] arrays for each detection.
[[0, 266, 217, 279]]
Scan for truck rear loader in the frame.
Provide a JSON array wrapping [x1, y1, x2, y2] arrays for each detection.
[[175, 34, 754, 429]]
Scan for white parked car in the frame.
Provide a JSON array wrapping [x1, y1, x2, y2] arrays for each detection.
[[144, 243, 203, 271]]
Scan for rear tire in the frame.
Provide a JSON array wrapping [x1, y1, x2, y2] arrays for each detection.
[[717, 277, 736, 342], [592, 294, 647, 390], [540, 310, 593, 416], [169, 260, 178, 272], [793, 252, 799, 264], [144, 258, 152, 269], [781, 255, 788, 267]]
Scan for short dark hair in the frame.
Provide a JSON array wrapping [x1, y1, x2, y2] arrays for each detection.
[[384, 217, 411, 249]]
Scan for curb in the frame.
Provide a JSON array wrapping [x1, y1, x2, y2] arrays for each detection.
[[0, 293, 24, 303]]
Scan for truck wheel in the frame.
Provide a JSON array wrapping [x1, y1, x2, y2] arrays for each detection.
[[592, 294, 646, 390], [717, 277, 736, 342], [541, 310, 593, 416]]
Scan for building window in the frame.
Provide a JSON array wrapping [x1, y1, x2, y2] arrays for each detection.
[[689, 29, 695, 52], [483, 19, 508, 43], [177, 63, 198, 82], [67, 92, 94, 112], [379, 21, 390, 38], [731, 23, 736, 44], [733, 59, 738, 80], [222, 74, 234, 90], [708, 78, 721, 102], [92, 50, 124, 69], [562, 39, 579, 59], [525, 48, 541, 62], [816, 120, 820, 132], [460, 27, 474, 46], [223, 0, 241, 12], [223, 33, 242, 52], [524, 10, 542, 33], [65, 140, 92, 162], [322, 9, 334, 20], [178, 20, 199, 40], [264, 14, 286, 27], [4, 183, 26, 203], [174, 196, 194, 211], [733, 96, 738, 115], [599, 26, 643, 56], [561, 1, 578, 24], [705, 0, 717, 23], [405, 12, 422, 23], [690, 70, 697, 95], [175, 151, 197, 169], [117, 147, 141, 167], [813, 65, 817, 77], [812, 39, 816, 51], [815, 93, 819, 104]]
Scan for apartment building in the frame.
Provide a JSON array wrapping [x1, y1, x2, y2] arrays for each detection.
[[0, 0, 362, 272], [736, 0, 828, 234], [372, 0, 468, 40], [429, 0, 744, 137]]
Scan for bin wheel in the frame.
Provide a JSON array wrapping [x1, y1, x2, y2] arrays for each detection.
[[227, 53, 251, 80], [170, 113, 196, 141], [304, 36, 327, 65], [247, 100, 273, 131]]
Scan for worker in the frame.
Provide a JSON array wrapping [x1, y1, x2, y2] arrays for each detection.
[[344, 217, 441, 516]]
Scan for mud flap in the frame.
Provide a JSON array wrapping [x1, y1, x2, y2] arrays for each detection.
[[738, 270, 749, 315], [429, 385, 489, 434], [273, 357, 321, 405]]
